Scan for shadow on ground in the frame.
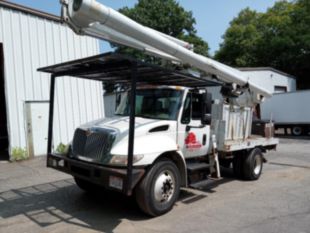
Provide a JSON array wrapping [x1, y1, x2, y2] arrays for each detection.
[[0, 178, 148, 232], [275, 134, 310, 140], [0, 169, 236, 232]]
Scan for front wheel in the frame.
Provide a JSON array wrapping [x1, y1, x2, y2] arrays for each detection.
[[135, 160, 181, 216]]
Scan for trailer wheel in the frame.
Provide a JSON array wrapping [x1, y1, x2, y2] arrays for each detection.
[[292, 126, 303, 136], [74, 177, 98, 192], [135, 160, 180, 216], [243, 148, 263, 180]]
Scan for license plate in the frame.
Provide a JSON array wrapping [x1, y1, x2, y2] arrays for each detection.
[[109, 176, 123, 190]]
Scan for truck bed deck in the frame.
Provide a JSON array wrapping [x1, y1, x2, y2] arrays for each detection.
[[222, 135, 278, 152]]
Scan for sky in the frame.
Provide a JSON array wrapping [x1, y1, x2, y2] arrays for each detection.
[[10, 0, 279, 55]]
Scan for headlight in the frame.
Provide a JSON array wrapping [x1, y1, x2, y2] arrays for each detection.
[[109, 154, 144, 165]]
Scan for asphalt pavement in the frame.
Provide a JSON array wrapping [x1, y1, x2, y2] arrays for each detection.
[[0, 138, 309, 233]]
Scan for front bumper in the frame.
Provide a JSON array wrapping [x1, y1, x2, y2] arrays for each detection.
[[47, 153, 145, 195]]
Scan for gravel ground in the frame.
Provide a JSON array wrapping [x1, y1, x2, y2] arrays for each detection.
[[0, 138, 309, 233]]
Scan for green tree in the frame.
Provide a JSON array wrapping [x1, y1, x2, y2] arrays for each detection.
[[104, 0, 209, 93], [215, 0, 310, 89], [214, 8, 262, 67], [288, 0, 310, 88], [115, 0, 209, 58]]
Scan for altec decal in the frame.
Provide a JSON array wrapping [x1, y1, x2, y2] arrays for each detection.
[[185, 132, 202, 150]]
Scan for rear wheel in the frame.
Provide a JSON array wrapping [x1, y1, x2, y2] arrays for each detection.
[[135, 160, 180, 216], [243, 148, 263, 180], [292, 126, 303, 136]]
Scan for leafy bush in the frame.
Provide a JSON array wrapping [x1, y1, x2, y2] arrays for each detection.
[[11, 147, 28, 161], [56, 143, 69, 155]]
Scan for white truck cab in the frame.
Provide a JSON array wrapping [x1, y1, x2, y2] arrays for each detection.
[[73, 86, 211, 167]]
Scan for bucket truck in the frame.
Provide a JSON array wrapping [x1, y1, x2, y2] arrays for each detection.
[[39, 0, 279, 216]]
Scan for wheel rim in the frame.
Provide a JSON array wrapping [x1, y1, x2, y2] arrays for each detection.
[[292, 127, 302, 136], [253, 155, 262, 175], [154, 170, 175, 203]]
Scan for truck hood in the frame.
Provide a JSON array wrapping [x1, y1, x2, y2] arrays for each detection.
[[80, 116, 176, 139], [73, 116, 178, 165]]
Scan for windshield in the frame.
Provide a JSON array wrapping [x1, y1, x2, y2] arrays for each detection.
[[115, 88, 183, 120]]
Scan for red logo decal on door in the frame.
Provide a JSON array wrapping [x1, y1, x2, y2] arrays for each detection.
[[185, 132, 202, 150]]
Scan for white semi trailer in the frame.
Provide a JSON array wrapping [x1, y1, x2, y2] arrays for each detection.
[[261, 90, 310, 136], [39, 0, 279, 216]]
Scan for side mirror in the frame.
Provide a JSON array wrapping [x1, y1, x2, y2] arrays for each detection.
[[202, 92, 212, 112], [201, 92, 212, 125], [202, 114, 211, 125]]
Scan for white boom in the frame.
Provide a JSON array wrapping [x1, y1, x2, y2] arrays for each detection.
[[60, 0, 272, 102]]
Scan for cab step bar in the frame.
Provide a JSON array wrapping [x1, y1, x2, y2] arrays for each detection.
[[189, 177, 224, 190], [186, 162, 210, 172]]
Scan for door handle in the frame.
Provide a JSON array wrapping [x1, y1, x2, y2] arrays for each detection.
[[202, 134, 206, 145], [186, 124, 205, 132]]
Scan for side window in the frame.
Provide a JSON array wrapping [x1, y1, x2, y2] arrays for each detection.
[[181, 92, 205, 124], [181, 93, 191, 124]]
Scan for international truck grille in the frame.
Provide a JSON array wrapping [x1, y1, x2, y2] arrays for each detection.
[[71, 128, 116, 164]]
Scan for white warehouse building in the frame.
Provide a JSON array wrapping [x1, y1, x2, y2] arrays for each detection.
[[0, 1, 104, 160], [207, 67, 297, 100], [238, 67, 297, 93]]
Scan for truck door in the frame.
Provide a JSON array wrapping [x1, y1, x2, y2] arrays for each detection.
[[178, 91, 211, 158]]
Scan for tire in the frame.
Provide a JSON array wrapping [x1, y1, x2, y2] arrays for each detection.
[[74, 177, 99, 192], [243, 148, 263, 180], [292, 126, 303, 136], [233, 153, 244, 179], [135, 160, 181, 216]]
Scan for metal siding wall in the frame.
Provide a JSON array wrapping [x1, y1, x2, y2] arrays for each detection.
[[242, 70, 297, 93], [0, 7, 104, 155]]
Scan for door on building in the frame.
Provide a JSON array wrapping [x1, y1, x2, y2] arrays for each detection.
[[0, 43, 9, 160], [25, 101, 49, 157]]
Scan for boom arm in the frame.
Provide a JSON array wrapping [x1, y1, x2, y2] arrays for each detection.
[[60, 0, 272, 103]]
